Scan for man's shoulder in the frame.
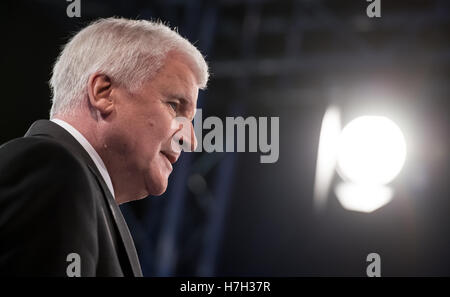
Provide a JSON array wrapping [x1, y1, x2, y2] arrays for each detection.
[[0, 134, 104, 225], [1, 134, 69, 154], [0, 135, 82, 168], [0, 135, 94, 192]]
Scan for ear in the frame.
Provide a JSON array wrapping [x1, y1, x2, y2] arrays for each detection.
[[87, 72, 114, 116]]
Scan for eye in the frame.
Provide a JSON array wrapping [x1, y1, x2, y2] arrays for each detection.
[[168, 101, 178, 111]]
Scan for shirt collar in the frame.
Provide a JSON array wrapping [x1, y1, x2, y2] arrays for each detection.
[[50, 118, 115, 199]]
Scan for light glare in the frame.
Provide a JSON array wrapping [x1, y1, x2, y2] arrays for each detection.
[[335, 182, 393, 213], [313, 106, 341, 211], [337, 116, 407, 185]]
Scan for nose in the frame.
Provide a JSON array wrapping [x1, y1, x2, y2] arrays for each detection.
[[175, 120, 197, 152], [192, 124, 198, 151]]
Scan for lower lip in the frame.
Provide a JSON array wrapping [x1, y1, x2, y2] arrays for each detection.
[[160, 152, 173, 171]]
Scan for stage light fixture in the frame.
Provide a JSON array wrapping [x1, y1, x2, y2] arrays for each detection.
[[336, 116, 407, 186]]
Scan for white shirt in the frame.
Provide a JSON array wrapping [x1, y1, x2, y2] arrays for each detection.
[[51, 119, 115, 198]]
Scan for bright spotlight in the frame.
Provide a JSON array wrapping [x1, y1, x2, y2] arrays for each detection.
[[337, 116, 407, 186], [334, 182, 393, 213]]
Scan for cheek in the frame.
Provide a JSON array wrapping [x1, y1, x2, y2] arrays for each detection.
[[140, 119, 167, 156], [104, 123, 133, 155], [147, 114, 177, 140]]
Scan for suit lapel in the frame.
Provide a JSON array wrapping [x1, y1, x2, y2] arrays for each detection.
[[25, 120, 142, 276], [86, 165, 143, 276]]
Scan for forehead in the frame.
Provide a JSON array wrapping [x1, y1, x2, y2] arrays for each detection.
[[156, 55, 198, 97], [156, 53, 198, 89]]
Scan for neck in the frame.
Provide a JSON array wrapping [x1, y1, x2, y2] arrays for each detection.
[[52, 113, 148, 204]]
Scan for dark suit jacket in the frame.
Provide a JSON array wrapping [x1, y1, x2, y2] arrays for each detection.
[[0, 120, 142, 276]]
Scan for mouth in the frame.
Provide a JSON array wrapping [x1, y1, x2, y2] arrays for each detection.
[[160, 151, 179, 168]]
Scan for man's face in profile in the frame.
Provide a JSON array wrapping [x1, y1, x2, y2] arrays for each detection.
[[107, 52, 199, 197]]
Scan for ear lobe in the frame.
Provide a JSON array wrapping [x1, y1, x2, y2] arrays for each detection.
[[87, 72, 114, 116]]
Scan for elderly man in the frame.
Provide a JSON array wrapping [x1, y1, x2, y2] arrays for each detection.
[[0, 18, 208, 276]]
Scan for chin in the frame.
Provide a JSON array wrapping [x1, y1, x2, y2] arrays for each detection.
[[150, 187, 167, 196], [147, 178, 168, 196]]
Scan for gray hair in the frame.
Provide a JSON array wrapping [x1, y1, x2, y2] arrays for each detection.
[[49, 17, 209, 118]]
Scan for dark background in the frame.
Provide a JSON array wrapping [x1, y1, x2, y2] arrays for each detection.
[[1, 0, 449, 276]]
